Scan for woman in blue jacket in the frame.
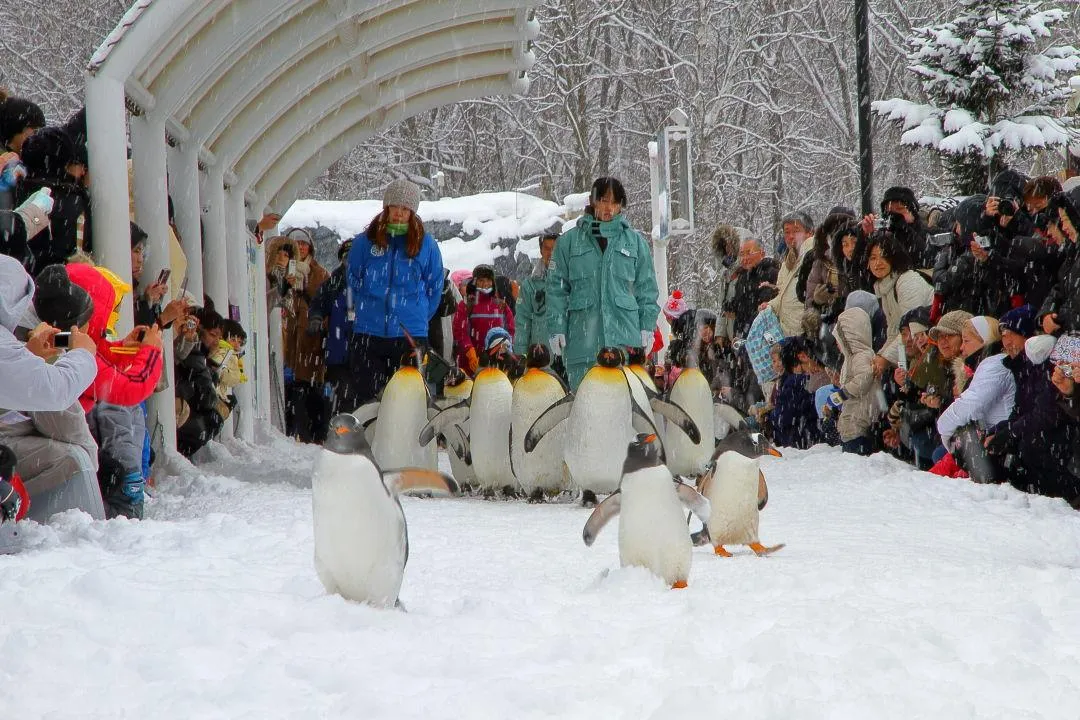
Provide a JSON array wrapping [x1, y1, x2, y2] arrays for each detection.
[[345, 179, 444, 407]]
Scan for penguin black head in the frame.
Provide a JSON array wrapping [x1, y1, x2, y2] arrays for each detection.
[[712, 427, 783, 462], [625, 347, 647, 366], [324, 413, 373, 455], [399, 351, 422, 369], [596, 346, 625, 368], [526, 343, 551, 369], [622, 433, 664, 475], [445, 367, 469, 388]]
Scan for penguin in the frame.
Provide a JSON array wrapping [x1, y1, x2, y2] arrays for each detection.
[[510, 344, 570, 502], [352, 354, 470, 472], [525, 347, 701, 506], [312, 414, 459, 608], [438, 368, 475, 489], [695, 429, 784, 557], [421, 365, 516, 498], [582, 433, 711, 589], [664, 367, 714, 477], [713, 403, 746, 442], [624, 347, 665, 440]]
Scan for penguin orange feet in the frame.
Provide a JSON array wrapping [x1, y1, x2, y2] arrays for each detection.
[[749, 542, 785, 556], [671, 580, 688, 590], [713, 545, 733, 557]]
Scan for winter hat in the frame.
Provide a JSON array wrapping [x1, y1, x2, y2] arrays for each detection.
[[663, 290, 689, 320], [929, 310, 973, 340], [484, 326, 512, 352], [472, 264, 495, 283], [33, 264, 94, 329], [844, 290, 880, 320], [383, 178, 421, 214], [0, 92, 46, 146], [1062, 176, 1080, 194], [989, 169, 1028, 202], [880, 186, 919, 215], [952, 194, 988, 240], [998, 305, 1036, 338], [828, 205, 857, 218], [1025, 334, 1057, 365], [450, 269, 472, 287], [899, 305, 932, 336], [1050, 334, 1080, 366], [966, 316, 1000, 345], [781, 210, 814, 232], [286, 228, 314, 251], [19, 127, 78, 181]]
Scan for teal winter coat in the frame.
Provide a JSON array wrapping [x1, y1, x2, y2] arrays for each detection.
[[546, 214, 660, 367], [513, 259, 551, 355]]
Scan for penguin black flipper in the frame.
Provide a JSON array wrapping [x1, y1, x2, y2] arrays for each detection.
[[758, 470, 769, 511], [524, 393, 575, 452], [674, 480, 711, 524], [383, 468, 460, 497], [352, 401, 381, 427], [646, 394, 701, 444], [418, 401, 470, 447], [582, 491, 621, 546], [445, 424, 472, 466]]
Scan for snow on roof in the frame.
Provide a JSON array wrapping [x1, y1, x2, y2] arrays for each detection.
[[281, 192, 571, 272]]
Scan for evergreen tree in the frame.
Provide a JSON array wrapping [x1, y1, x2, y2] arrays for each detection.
[[873, 0, 1080, 194]]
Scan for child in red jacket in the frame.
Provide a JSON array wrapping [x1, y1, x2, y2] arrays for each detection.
[[66, 262, 163, 518], [453, 264, 514, 375]]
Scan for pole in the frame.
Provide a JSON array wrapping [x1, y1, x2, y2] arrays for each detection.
[[855, 0, 874, 216]]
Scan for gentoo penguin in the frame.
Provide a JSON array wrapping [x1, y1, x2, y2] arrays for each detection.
[[421, 365, 516, 498], [525, 347, 701, 506], [582, 433, 711, 588], [696, 429, 784, 557], [351, 354, 468, 471], [438, 368, 475, 489], [312, 414, 459, 608], [510, 344, 570, 502], [664, 367, 714, 477]]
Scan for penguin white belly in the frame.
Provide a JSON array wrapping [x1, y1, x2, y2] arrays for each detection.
[[372, 370, 435, 470], [470, 373, 515, 490], [565, 370, 635, 494], [618, 468, 692, 585], [704, 451, 761, 545], [666, 369, 714, 476], [311, 452, 407, 606], [511, 371, 568, 495]]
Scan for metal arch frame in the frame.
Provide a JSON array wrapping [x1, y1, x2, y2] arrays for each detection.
[[85, 0, 539, 448]]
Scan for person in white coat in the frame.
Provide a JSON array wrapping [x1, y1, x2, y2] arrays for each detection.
[[766, 211, 815, 338], [866, 232, 934, 378], [934, 316, 1016, 482]]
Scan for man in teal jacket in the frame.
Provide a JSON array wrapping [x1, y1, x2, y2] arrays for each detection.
[[546, 178, 660, 389], [513, 232, 557, 357]]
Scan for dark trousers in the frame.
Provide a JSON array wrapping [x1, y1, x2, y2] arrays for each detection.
[[323, 364, 352, 417], [286, 379, 329, 444], [343, 333, 426, 409], [842, 436, 873, 456]]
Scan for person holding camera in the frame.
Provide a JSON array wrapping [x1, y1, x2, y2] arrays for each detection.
[[1038, 190, 1080, 337], [861, 186, 936, 271], [934, 193, 1015, 319]]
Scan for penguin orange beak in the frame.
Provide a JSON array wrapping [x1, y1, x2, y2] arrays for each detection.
[[336, 426, 351, 436], [767, 448, 783, 457]]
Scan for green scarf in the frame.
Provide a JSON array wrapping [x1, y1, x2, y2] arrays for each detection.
[[387, 222, 408, 236]]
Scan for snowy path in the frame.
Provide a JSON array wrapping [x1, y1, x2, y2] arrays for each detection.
[[3, 435, 1080, 718]]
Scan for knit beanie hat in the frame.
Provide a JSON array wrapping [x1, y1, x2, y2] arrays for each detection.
[[881, 186, 919, 215], [383, 178, 421, 214], [33, 264, 93, 329], [967, 316, 1001, 345], [450, 269, 472, 287], [286, 227, 314, 251], [472, 264, 495, 283], [1050, 334, 1080, 366], [1025, 334, 1057, 365], [998, 305, 1036, 338], [899, 305, 932, 335], [663, 290, 689, 320], [929, 310, 973, 340], [485, 326, 512, 352]]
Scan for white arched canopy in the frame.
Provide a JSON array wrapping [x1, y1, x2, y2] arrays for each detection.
[[85, 0, 538, 448]]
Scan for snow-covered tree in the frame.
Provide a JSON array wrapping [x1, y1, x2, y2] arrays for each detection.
[[873, 0, 1080, 195]]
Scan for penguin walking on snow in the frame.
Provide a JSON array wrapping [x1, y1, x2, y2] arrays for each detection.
[[526, 347, 701, 507], [694, 429, 784, 557], [312, 414, 459, 608], [582, 433, 711, 589], [664, 367, 714, 477], [510, 344, 570, 502]]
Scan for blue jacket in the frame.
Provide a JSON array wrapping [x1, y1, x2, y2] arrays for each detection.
[[767, 373, 821, 450], [310, 264, 352, 366], [346, 230, 444, 339]]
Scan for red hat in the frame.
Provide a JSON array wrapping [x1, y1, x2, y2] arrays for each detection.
[[663, 290, 689, 320]]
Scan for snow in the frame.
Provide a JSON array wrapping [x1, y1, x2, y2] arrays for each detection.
[[280, 193, 569, 272], [4, 434, 1080, 717]]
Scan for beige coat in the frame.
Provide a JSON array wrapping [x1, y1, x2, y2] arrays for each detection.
[[875, 270, 934, 364], [833, 307, 880, 442], [768, 237, 815, 337]]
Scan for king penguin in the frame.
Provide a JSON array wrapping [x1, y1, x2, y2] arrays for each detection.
[[695, 429, 784, 557], [582, 433, 711, 588], [438, 368, 476, 490], [664, 367, 714, 477], [526, 347, 702, 506], [510, 344, 570, 502], [312, 414, 459, 608]]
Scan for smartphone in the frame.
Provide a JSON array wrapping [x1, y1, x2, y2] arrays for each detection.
[[974, 235, 992, 249], [53, 332, 71, 348], [287, 260, 297, 276], [179, 276, 189, 297], [136, 328, 147, 342], [156, 268, 171, 285]]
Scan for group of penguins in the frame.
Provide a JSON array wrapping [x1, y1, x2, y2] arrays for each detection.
[[310, 344, 786, 608]]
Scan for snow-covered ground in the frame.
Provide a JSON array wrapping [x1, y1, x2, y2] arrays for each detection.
[[3, 435, 1080, 718]]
